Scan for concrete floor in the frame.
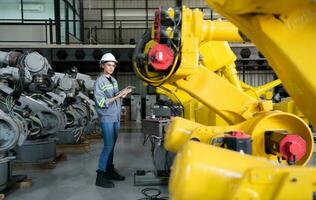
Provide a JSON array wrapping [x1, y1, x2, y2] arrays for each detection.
[[8, 123, 168, 200]]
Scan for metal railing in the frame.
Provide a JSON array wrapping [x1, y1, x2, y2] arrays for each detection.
[[82, 6, 217, 44], [0, 19, 55, 44]]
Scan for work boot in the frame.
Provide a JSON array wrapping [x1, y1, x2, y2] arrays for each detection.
[[105, 164, 125, 181], [95, 170, 114, 188]]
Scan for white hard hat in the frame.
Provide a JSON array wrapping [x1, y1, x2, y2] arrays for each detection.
[[99, 53, 118, 64]]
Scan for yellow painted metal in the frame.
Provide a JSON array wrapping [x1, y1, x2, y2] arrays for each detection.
[[133, 4, 316, 199], [156, 84, 228, 126], [168, 6, 243, 82], [169, 6, 242, 82], [199, 41, 236, 72], [169, 141, 316, 200], [150, 6, 281, 126], [205, 0, 316, 128], [167, 7, 175, 19], [175, 66, 273, 124], [189, 8, 243, 42], [158, 62, 280, 127], [135, 5, 313, 163], [274, 97, 309, 124], [199, 41, 242, 90], [136, 5, 287, 128], [156, 5, 313, 164], [164, 113, 313, 165], [195, 102, 228, 126], [161, 3, 316, 199], [141, 31, 238, 126], [241, 79, 282, 100]]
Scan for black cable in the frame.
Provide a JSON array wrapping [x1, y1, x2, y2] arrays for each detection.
[[10, 54, 26, 100], [164, 148, 169, 172], [150, 135, 156, 159], [156, 99, 183, 117], [137, 188, 168, 200]]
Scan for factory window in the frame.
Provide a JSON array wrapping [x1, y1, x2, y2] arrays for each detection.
[[0, 0, 22, 21], [23, 0, 55, 21]]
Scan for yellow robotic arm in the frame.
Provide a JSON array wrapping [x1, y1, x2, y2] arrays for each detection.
[[205, 0, 316, 128], [170, 141, 316, 200], [133, 4, 316, 199], [157, 84, 229, 126], [133, 6, 273, 124], [133, 6, 313, 166], [166, 1, 316, 199]]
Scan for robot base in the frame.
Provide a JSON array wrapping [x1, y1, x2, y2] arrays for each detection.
[[15, 137, 56, 163], [0, 157, 12, 191]]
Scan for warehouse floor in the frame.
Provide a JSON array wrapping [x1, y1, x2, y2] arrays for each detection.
[[8, 122, 168, 200]]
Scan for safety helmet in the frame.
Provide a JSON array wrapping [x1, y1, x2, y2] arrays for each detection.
[[99, 53, 118, 64]]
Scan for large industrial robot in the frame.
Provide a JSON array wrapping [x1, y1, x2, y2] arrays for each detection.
[[50, 69, 98, 144], [0, 50, 98, 190], [67, 69, 98, 135], [133, 6, 311, 164], [133, 2, 316, 199], [0, 50, 66, 190], [134, 7, 285, 176]]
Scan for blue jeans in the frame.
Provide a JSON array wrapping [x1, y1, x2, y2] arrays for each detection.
[[98, 122, 120, 172]]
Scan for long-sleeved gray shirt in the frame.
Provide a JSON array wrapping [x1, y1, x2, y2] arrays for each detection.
[[94, 74, 121, 123]]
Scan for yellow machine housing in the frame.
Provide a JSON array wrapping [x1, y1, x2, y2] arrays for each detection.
[[205, 0, 316, 128], [133, 5, 313, 164], [132, 3, 316, 199], [165, 114, 313, 165], [274, 97, 309, 124], [170, 141, 316, 200]]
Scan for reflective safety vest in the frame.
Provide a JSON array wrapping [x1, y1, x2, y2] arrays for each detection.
[[94, 74, 121, 122]]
